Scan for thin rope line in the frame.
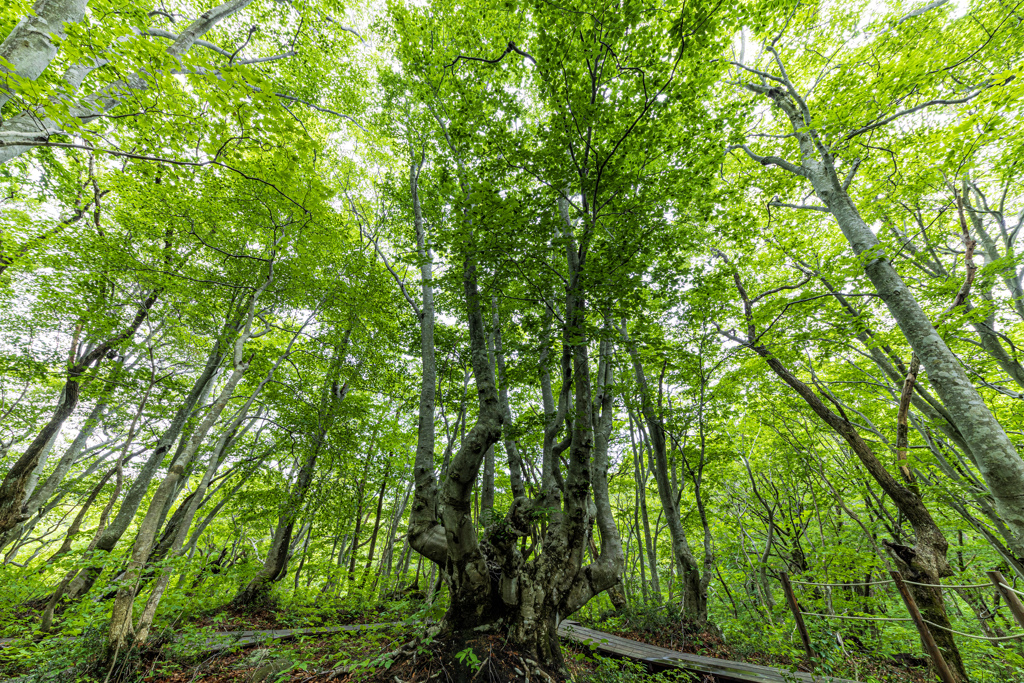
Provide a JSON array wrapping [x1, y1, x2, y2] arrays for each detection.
[[921, 619, 1024, 642], [790, 579, 895, 588], [902, 580, 995, 589], [800, 611, 911, 622]]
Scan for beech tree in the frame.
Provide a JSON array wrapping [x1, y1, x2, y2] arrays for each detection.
[[3, 0, 1024, 681]]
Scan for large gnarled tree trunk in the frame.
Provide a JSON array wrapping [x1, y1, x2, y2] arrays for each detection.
[[403, 180, 623, 674]]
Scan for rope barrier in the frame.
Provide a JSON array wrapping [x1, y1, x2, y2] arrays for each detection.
[[793, 576, 1024, 595], [902, 580, 996, 590], [800, 611, 1024, 641], [783, 571, 1024, 648], [920, 619, 1024, 643], [790, 579, 895, 588], [1003, 583, 1024, 598], [799, 611, 911, 623]]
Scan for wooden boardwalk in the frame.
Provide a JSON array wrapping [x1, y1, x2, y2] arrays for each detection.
[[558, 621, 860, 683]]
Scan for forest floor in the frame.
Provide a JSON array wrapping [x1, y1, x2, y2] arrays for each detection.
[[574, 607, 931, 683], [0, 599, 932, 683]]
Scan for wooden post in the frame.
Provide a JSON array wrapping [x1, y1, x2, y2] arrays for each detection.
[[890, 571, 957, 683], [987, 570, 1024, 631], [779, 571, 813, 657]]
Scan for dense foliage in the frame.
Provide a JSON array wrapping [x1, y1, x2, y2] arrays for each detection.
[[2, 0, 1024, 681]]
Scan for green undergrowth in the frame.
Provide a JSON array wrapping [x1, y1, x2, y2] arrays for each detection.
[[0, 573, 434, 683], [572, 594, 1024, 683], [7, 582, 1020, 683]]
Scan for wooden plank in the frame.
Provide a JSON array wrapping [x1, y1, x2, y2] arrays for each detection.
[[204, 624, 384, 652], [780, 571, 813, 657], [988, 570, 1024, 631], [890, 571, 957, 683], [558, 621, 860, 683]]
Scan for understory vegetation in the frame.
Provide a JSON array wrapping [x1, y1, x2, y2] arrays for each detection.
[[2, 0, 1024, 682]]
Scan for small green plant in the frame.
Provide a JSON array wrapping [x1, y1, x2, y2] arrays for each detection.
[[454, 646, 481, 668], [580, 655, 693, 682]]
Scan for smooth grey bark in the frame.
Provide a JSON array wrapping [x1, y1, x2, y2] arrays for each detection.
[[0, 0, 88, 113], [628, 413, 660, 597], [395, 81, 624, 669], [792, 257, 980, 464], [738, 77, 1024, 557], [134, 389, 270, 643], [380, 479, 413, 584], [361, 478, 389, 584], [346, 464, 370, 584], [587, 316, 626, 610], [888, 190, 1024, 392], [493, 300, 527, 499], [406, 151, 446, 565], [792, 257, 1023, 553], [148, 412, 258, 568], [481, 443, 495, 525], [107, 347, 248, 651]]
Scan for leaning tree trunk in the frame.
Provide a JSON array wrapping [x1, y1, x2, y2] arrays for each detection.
[[233, 333, 351, 607], [61, 329, 226, 602], [0, 373, 118, 554], [107, 355, 249, 654], [726, 265, 969, 681], [0, 293, 156, 535], [751, 84, 1024, 557], [107, 273, 277, 655]]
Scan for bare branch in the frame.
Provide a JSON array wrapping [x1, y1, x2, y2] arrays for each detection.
[[446, 41, 537, 69]]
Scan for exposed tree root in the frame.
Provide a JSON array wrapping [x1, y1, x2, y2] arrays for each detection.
[[316, 630, 566, 683]]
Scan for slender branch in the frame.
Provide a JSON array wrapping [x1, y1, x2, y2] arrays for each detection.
[[446, 41, 537, 69]]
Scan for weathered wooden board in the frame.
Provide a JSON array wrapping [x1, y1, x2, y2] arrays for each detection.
[[558, 621, 861, 683]]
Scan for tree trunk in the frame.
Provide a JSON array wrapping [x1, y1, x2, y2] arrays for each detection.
[[0, 377, 117, 553], [107, 358, 248, 652], [46, 466, 115, 563], [0, 293, 156, 535], [629, 414, 660, 598], [107, 277, 279, 654], [493, 300, 527, 499], [362, 478, 388, 585], [233, 458, 314, 605], [754, 85, 1024, 557], [63, 327, 227, 601], [625, 329, 707, 621]]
